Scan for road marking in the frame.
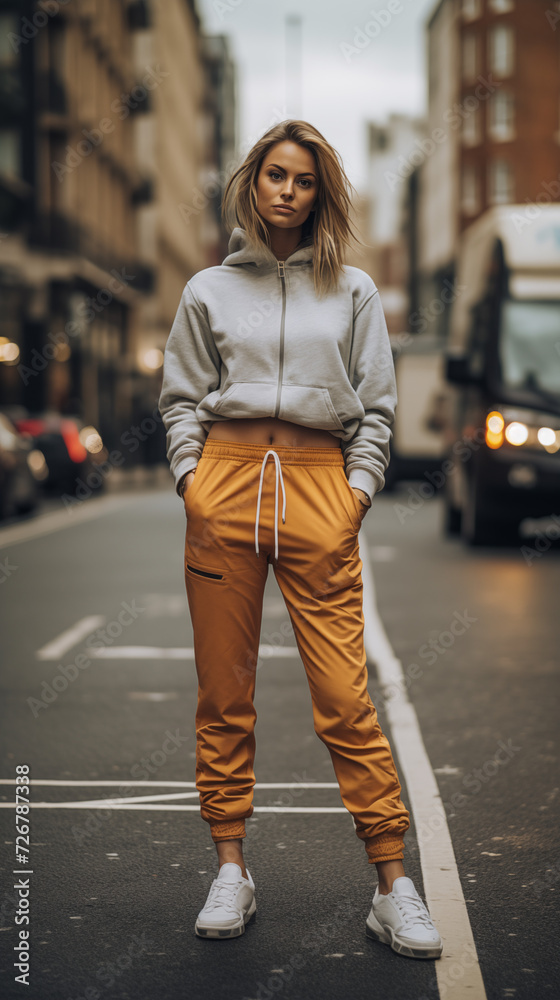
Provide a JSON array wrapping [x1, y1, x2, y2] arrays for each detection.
[[0, 780, 340, 788], [0, 803, 347, 813], [36, 616, 106, 660], [0, 495, 139, 549], [370, 545, 396, 561], [0, 779, 346, 812], [360, 542, 487, 1000], [80, 645, 301, 659]]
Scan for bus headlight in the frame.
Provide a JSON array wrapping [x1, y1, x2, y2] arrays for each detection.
[[504, 422, 529, 446]]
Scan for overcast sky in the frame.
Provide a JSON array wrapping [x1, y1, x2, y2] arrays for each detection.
[[196, 0, 437, 192]]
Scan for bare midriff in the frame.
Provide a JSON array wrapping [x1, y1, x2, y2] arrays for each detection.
[[207, 417, 342, 449]]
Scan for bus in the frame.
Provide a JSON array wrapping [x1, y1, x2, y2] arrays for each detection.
[[442, 204, 560, 545]]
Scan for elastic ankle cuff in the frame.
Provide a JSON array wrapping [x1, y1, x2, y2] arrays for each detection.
[[210, 820, 246, 842], [365, 836, 405, 863]]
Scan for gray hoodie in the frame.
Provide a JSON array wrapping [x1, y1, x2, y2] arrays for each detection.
[[158, 226, 397, 503]]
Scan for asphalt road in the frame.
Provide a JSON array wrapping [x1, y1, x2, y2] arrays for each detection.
[[0, 478, 558, 1000]]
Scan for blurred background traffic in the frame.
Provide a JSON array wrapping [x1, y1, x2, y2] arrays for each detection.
[[0, 0, 559, 545]]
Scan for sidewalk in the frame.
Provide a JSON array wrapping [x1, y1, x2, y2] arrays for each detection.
[[102, 462, 174, 495]]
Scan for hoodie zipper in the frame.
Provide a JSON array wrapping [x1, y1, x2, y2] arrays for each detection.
[[274, 260, 286, 418]]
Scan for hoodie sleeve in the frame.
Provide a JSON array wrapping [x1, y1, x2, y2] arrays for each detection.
[[341, 288, 397, 504], [158, 282, 221, 496]]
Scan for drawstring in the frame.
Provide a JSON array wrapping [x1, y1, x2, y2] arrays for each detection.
[[255, 449, 286, 560]]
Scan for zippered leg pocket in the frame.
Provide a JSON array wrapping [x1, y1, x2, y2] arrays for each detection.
[[186, 562, 224, 582]]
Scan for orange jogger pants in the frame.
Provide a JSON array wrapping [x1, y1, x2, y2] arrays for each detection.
[[183, 439, 410, 864]]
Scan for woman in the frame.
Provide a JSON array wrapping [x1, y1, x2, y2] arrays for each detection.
[[158, 120, 442, 959]]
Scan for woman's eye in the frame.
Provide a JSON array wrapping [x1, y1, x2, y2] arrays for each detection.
[[268, 171, 312, 188]]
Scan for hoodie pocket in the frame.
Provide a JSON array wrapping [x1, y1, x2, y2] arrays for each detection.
[[278, 384, 345, 431], [214, 381, 277, 418]]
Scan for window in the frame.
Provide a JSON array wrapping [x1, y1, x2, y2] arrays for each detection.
[[462, 33, 479, 82], [0, 14, 19, 68], [489, 0, 514, 13], [488, 159, 514, 204], [462, 0, 481, 21], [462, 105, 481, 146], [0, 130, 19, 177], [489, 24, 514, 76], [462, 164, 480, 215], [499, 301, 560, 396], [488, 90, 515, 141]]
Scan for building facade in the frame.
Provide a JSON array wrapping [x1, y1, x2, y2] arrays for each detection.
[[0, 0, 227, 473], [410, 0, 560, 338]]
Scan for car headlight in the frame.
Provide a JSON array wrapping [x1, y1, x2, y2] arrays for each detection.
[[486, 408, 560, 454]]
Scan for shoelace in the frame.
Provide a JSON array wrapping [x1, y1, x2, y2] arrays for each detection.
[[205, 876, 246, 914], [391, 892, 435, 930]]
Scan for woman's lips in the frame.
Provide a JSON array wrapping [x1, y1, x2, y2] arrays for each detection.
[[273, 206, 295, 214]]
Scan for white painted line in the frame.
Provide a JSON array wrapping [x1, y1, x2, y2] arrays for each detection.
[[361, 542, 486, 999], [84, 645, 301, 660], [0, 802, 347, 813], [0, 494, 140, 549], [0, 779, 345, 812], [41, 791, 202, 807], [370, 545, 396, 561], [0, 779, 339, 788], [36, 616, 106, 660], [81, 646, 194, 661]]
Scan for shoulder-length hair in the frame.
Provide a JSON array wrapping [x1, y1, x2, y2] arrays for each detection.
[[221, 119, 366, 298]]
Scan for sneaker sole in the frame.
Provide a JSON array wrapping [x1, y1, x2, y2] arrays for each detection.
[[366, 917, 443, 960], [194, 899, 257, 939]]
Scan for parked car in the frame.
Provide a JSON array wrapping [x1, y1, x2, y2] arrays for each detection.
[[11, 410, 106, 497], [0, 411, 44, 520], [443, 204, 560, 545]]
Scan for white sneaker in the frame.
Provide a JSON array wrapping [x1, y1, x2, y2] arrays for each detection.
[[194, 862, 256, 939], [366, 876, 443, 959]]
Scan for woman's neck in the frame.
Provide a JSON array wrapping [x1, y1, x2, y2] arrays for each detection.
[[265, 223, 303, 261]]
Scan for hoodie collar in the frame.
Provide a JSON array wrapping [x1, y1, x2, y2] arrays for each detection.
[[222, 226, 314, 269]]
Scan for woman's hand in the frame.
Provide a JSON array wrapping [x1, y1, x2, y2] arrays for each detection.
[[181, 470, 196, 507], [352, 486, 371, 518], [352, 487, 371, 506]]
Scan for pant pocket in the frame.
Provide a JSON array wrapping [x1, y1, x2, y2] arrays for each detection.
[[183, 457, 212, 513], [337, 466, 365, 530]]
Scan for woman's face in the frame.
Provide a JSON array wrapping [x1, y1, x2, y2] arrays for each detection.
[[256, 141, 318, 231]]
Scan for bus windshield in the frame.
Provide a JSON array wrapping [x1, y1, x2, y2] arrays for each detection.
[[498, 300, 560, 397]]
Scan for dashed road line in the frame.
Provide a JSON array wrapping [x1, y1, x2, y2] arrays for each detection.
[[36, 616, 106, 660]]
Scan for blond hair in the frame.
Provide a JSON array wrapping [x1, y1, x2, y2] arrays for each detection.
[[221, 119, 365, 298]]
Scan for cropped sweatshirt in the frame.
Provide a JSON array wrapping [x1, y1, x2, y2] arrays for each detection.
[[158, 227, 397, 504]]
